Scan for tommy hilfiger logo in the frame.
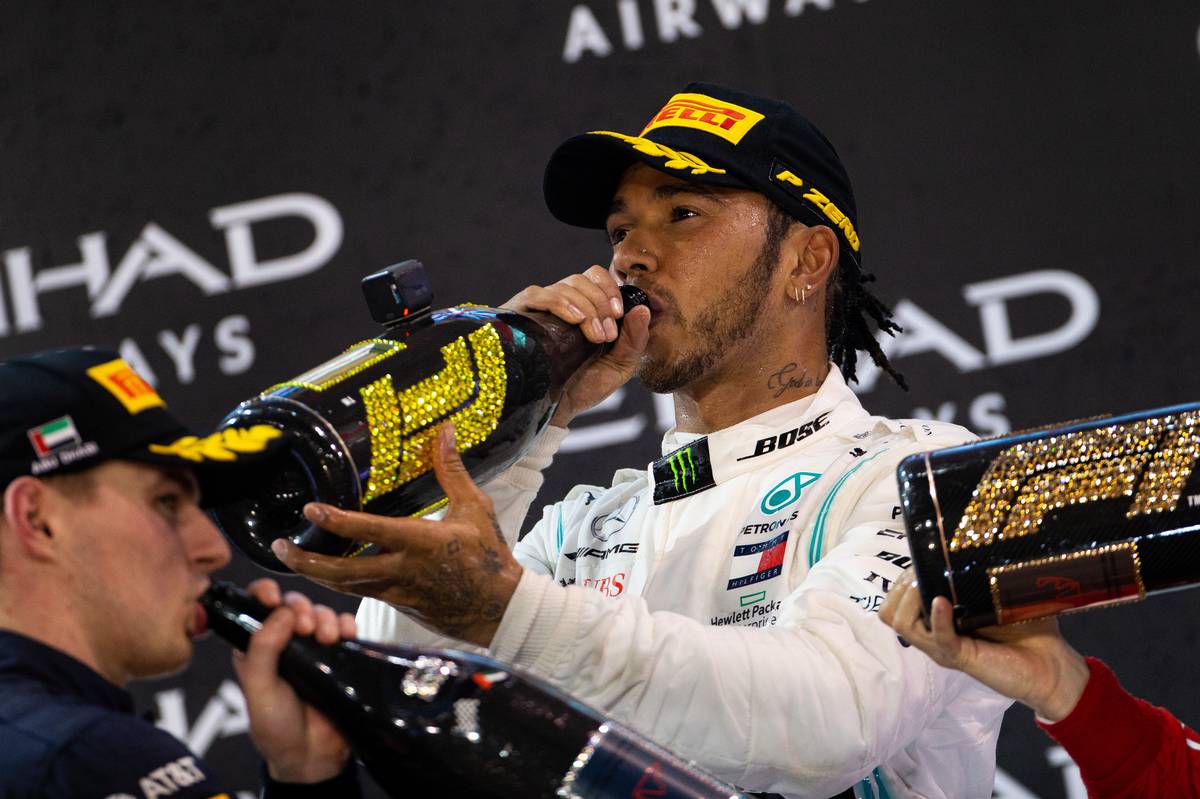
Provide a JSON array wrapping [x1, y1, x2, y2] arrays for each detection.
[[727, 530, 789, 591]]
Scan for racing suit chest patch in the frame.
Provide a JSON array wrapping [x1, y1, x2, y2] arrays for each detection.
[[556, 493, 643, 600]]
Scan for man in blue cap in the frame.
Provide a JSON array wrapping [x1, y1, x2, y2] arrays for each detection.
[[0, 348, 361, 797]]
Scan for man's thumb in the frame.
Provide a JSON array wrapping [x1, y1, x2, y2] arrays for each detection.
[[606, 305, 650, 367]]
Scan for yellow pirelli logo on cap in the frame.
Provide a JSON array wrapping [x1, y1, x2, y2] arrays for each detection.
[[87, 358, 165, 414], [640, 92, 765, 145]]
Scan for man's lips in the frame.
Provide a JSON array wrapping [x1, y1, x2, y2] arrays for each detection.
[[189, 599, 209, 638], [629, 287, 668, 324]]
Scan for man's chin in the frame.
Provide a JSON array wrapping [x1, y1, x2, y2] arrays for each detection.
[[129, 647, 193, 681], [636, 355, 692, 395]]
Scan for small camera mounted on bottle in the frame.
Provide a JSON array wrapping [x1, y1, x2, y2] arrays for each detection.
[[361, 260, 435, 330]]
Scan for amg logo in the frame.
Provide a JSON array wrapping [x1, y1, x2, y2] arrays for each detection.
[[738, 412, 830, 461], [564, 542, 639, 562]]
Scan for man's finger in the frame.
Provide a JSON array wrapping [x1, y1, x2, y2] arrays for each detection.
[[281, 590, 316, 636], [301, 502, 436, 547], [272, 535, 403, 578], [246, 578, 282, 609], [431, 424, 489, 507], [236, 606, 296, 690], [929, 596, 963, 660], [606, 305, 650, 365], [878, 570, 911, 625], [593, 276, 627, 319], [312, 605, 340, 645], [338, 611, 357, 640]]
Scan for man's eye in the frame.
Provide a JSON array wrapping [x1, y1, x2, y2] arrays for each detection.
[[608, 227, 628, 245], [157, 494, 181, 516], [671, 207, 699, 221]]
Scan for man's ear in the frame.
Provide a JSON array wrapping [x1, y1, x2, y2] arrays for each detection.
[[3, 477, 58, 562], [783, 224, 839, 305], [797, 225, 839, 285]]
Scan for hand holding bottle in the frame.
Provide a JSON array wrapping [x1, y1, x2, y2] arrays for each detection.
[[879, 571, 1091, 722], [271, 423, 523, 647], [503, 265, 651, 427], [230, 579, 358, 782]]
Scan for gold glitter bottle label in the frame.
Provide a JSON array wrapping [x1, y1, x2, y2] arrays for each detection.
[[361, 325, 507, 503], [950, 412, 1200, 551]]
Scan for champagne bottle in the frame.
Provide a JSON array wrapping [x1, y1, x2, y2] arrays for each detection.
[[209, 260, 648, 572], [898, 402, 1200, 631], [202, 581, 743, 799]]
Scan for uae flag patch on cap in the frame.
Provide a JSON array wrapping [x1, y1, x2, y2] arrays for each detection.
[[28, 416, 82, 456]]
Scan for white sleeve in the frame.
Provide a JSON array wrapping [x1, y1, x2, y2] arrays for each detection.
[[487, 467, 977, 796], [355, 425, 569, 646], [482, 424, 570, 547]]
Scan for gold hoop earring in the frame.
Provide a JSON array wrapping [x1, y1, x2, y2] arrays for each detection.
[[790, 285, 801, 303]]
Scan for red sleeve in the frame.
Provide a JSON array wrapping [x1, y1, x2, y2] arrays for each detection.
[[1037, 656, 1200, 799]]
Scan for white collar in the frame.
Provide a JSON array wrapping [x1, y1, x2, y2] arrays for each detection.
[[649, 366, 869, 504]]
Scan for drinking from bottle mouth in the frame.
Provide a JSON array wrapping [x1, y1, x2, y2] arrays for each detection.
[[208, 262, 649, 574]]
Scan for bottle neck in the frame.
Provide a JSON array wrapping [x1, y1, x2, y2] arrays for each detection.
[[200, 581, 264, 652], [518, 309, 601, 394], [519, 282, 649, 395]]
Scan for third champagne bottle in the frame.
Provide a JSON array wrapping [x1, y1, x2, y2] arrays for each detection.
[[202, 581, 743, 798]]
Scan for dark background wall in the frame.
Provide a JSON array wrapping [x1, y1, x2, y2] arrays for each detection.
[[2, 2, 1198, 796]]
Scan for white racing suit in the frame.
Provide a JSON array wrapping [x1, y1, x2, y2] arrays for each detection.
[[357, 367, 1011, 798]]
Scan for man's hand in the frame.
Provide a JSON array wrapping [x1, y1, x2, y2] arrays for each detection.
[[503, 265, 650, 427], [271, 423, 523, 647], [879, 571, 1091, 722], [233, 579, 357, 783]]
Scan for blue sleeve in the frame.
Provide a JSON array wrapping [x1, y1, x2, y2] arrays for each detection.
[[41, 712, 229, 799]]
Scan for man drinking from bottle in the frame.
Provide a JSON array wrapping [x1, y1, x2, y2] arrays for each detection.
[[275, 83, 1012, 798], [0, 348, 360, 797]]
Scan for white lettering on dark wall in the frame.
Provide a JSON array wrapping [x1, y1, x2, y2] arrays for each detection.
[[563, 0, 868, 62], [0, 192, 342, 338], [854, 269, 1101, 393], [154, 679, 248, 758], [116, 315, 256, 387]]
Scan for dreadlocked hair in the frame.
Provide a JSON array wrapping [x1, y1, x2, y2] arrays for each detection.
[[765, 202, 908, 391], [825, 264, 907, 390]]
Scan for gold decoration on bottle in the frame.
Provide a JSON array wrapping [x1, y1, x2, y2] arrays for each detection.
[[360, 325, 507, 504], [264, 339, 408, 394], [951, 411, 1200, 551]]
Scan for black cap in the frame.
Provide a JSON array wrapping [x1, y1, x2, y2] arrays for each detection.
[[0, 348, 286, 507], [544, 82, 862, 270]]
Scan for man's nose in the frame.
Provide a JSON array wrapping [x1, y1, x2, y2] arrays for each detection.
[[188, 510, 233, 573], [610, 234, 659, 280]]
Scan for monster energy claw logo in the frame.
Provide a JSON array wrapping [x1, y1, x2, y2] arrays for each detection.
[[668, 446, 698, 491], [653, 438, 715, 504]]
